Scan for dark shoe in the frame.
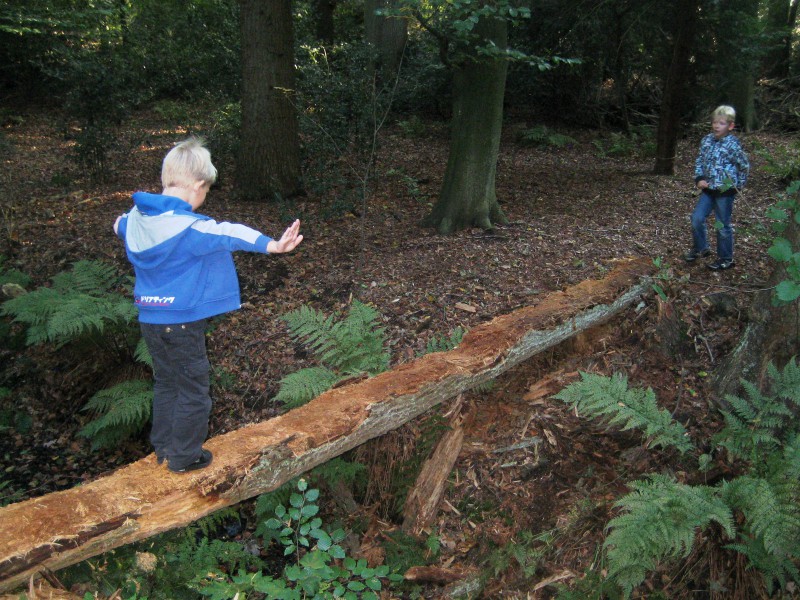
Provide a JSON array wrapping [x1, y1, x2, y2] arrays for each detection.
[[156, 455, 166, 465], [169, 449, 213, 473], [684, 247, 712, 262], [708, 258, 735, 271]]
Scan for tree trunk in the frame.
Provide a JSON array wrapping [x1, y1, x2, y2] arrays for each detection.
[[238, 0, 301, 201], [763, 0, 798, 79], [712, 218, 800, 401], [364, 0, 408, 76], [0, 258, 653, 594], [422, 16, 508, 234], [654, 0, 698, 175], [719, 0, 759, 131]]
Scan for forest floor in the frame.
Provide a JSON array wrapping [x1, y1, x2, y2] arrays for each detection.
[[0, 108, 796, 599]]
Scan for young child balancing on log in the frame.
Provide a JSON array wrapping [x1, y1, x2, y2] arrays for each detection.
[[114, 137, 303, 473]]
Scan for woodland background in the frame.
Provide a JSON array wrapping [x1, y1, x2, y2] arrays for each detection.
[[1, 0, 800, 598]]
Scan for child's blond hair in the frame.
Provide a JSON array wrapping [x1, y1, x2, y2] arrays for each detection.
[[712, 105, 736, 124], [161, 137, 217, 189]]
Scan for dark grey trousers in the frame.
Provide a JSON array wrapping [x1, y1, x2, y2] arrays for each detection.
[[140, 319, 210, 471]]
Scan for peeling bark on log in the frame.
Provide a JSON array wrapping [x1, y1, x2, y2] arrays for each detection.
[[402, 396, 464, 534], [0, 258, 652, 593]]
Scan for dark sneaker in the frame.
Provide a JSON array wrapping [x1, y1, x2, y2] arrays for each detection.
[[684, 248, 712, 262], [169, 449, 213, 473], [708, 259, 735, 271]]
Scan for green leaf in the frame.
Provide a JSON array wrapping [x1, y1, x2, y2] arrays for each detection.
[[290, 493, 304, 508], [347, 581, 366, 592], [330, 544, 347, 559], [301, 504, 319, 517], [366, 577, 382, 591], [305, 488, 320, 502], [768, 238, 793, 262], [776, 280, 800, 303]]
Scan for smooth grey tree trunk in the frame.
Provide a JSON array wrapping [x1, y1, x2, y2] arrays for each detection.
[[238, 0, 301, 201]]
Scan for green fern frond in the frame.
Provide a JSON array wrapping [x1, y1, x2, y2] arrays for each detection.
[[78, 380, 152, 449], [769, 357, 800, 407], [51, 259, 120, 294], [134, 336, 152, 367], [781, 433, 800, 479], [1, 260, 137, 348], [715, 378, 792, 463], [605, 474, 734, 596], [273, 367, 341, 408], [722, 475, 800, 558], [553, 372, 693, 453], [726, 536, 800, 594], [424, 327, 465, 355], [282, 300, 389, 375]]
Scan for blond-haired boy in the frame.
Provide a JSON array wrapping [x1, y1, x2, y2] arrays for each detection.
[[684, 105, 749, 270], [114, 137, 302, 472]]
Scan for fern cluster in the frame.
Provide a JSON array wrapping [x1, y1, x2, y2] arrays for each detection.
[[1, 260, 136, 349], [78, 380, 153, 450], [555, 360, 800, 597], [1, 260, 153, 450], [604, 475, 734, 595], [275, 300, 390, 408], [553, 372, 692, 453]]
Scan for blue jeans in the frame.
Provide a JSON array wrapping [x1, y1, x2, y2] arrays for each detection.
[[141, 319, 210, 470], [690, 191, 734, 261]]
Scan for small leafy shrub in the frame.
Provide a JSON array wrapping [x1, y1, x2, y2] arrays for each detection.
[[193, 479, 404, 599], [592, 126, 654, 158], [397, 116, 428, 138], [766, 180, 800, 304], [554, 360, 800, 597], [274, 300, 389, 408], [754, 140, 800, 184], [515, 125, 576, 148]]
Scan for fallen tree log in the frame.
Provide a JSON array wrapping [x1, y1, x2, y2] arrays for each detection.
[[0, 257, 652, 593]]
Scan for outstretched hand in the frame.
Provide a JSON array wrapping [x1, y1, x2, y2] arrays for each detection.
[[267, 219, 303, 254]]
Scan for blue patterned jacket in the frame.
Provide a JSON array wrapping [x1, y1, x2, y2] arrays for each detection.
[[693, 133, 749, 194]]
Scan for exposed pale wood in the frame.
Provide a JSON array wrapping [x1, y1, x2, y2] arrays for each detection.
[[404, 565, 463, 584], [402, 396, 464, 534], [0, 258, 652, 593]]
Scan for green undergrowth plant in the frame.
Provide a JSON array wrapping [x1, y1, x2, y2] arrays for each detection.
[[766, 180, 800, 304], [62, 508, 254, 600], [1, 260, 153, 449], [274, 300, 390, 408], [553, 361, 800, 597], [515, 125, 577, 148], [752, 139, 800, 183], [193, 479, 404, 599]]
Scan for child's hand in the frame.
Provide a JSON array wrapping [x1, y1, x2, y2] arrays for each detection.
[[697, 180, 709, 190], [267, 219, 303, 254]]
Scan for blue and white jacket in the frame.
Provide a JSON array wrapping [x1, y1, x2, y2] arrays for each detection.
[[116, 192, 272, 324], [694, 133, 749, 194]]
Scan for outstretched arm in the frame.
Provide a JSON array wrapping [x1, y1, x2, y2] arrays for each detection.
[[267, 219, 303, 254]]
